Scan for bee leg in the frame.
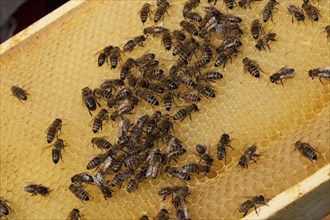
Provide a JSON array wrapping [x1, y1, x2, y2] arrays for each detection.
[[88, 110, 93, 116], [243, 208, 250, 217], [319, 77, 325, 85], [280, 80, 284, 86], [253, 204, 259, 215]]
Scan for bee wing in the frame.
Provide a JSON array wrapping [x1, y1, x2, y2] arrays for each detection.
[[146, 165, 153, 177], [320, 66, 330, 72]]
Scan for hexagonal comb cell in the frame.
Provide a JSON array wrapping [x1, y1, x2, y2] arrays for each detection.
[[0, 0, 329, 219]]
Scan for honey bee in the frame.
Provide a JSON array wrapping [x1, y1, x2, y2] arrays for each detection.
[[163, 91, 175, 111], [270, 67, 295, 85], [123, 35, 146, 52], [82, 87, 98, 115], [111, 170, 132, 188], [11, 85, 28, 101], [69, 183, 90, 201], [173, 30, 186, 41], [159, 114, 174, 135], [201, 37, 213, 62], [164, 134, 183, 153], [87, 153, 107, 170], [143, 26, 168, 36], [110, 103, 135, 121], [161, 76, 179, 90], [308, 67, 330, 83], [238, 0, 261, 9], [302, 2, 320, 22], [242, 58, 263, 78], [93, 88, 113, 103], [120, 58, 135, 80], [294, 141, 317, 161], [193, 83, 216, 98], [182, 163, 210, 174], [196, 71, 223, 83], [216, 132, 233, 161], [91, 137, 112, 150], [139, 59, 160, 75], [115, 87, 133, 101], [225, 14, 242, 23], [97, 45, 113, 67], [0, 197, 11, 217], [184, 11, 202, 22], [165, 166, 191, 181], [216, 36, 242, 54], [169, 60, 188, 76], [144, 128, 162, 149], [92, 109, 109, 133], [215, 22, 241, 35], [176, 208, 189, 220], [158, 186, 175, 200], [117, 118, 131, 145], [67, 208, 82, 220], [52, 139, 65, 164], [140, 215, 149, 220], [250, 19, 263, 39], [183, 0, 200, 14], [180, 21, 199, 36], [326, 25, 330, 41], [145, 68, 164, 80], [263, 0, 278, 23], [126, 72, 138, 88], [287, 5, 305, 23], [146, 82, 165, 94], [172, 42, 186, 57], [93, 172, 113, 199], [146, 111, 162, 134], [180, 75, 195, 88], [155, 208, 170, 220], [127, 172, 145, 193], [71, 173, 94, 185], [24, 184, 50, 196], [161, 30, 172, 50], [146, 149, 164, 178], [111, 158, 124, 173], [109, 46, 121, 69], [255, 33, 276, 51], [237, 145, 260, 169], [194, 144, 214, 166], [172, 186, 190, 209], [140, 3, 152, 24], [214, 48, 238, 67], [46, 118, 62, 143], [239, 195, 267, 217], [135, 89, 159, 106], [173, 104, 199, 122], [183, 65, 201, 77], [223, 0, 236, 10], [100, 79, 125, 90], [154, 1, 170, 23]]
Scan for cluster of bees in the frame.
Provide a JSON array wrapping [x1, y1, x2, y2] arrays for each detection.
[[3, 0, 329, 219]]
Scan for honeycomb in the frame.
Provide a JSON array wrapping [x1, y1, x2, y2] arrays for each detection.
[[0, 0, 329, 219]]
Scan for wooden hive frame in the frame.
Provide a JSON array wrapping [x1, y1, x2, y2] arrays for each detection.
[[1, 0, 329, 219]]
